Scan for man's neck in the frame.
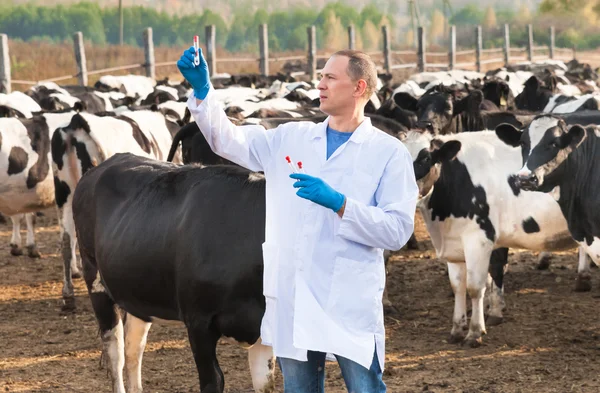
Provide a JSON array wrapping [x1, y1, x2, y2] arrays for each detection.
[[328, 111, 365, 133]]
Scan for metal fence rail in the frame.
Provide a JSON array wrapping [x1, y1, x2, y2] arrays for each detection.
[[0, 23, 593, 94]]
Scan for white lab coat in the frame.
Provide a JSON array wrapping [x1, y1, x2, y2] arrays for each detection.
[[187, 90, 418, 370]]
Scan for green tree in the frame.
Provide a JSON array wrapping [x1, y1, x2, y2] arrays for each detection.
[[449, 4, 483, 25]]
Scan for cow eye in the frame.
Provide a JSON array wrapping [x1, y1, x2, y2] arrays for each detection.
[[550, 140, 560, 148]]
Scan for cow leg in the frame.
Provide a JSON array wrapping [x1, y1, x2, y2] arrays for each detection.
[[187, 323, 224, 393], [486, 248, 508, 326], [405, 233, 420, 250], [124, 314, 152, 393], [536, 251, 553, 270], [447, 262, 468, 343], [9, 214, 23, 256], [463, 240, 494, 348], [25, 213, 41, 258], [61, 202, 80, 311], [86, 272, 126, 393], [382, 250, 394, 314], [575, 247, 592, 292], [247, 338, 275, 393]]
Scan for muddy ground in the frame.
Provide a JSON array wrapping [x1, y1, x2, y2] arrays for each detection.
[[1, 210, 600, 393]]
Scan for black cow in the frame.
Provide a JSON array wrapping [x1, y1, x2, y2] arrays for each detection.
[[481, 77, 515, 110], [73, 153, 274, 393], [514, 76, 553, 112]]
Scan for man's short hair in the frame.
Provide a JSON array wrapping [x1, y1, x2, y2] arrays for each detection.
[[333, 50, 378, 99]]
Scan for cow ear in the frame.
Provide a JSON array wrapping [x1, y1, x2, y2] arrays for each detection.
[[393, 92, 418, 112], [495, 123, 522, 147], [525, 76, 539, 89], [431, 140, 462, 163], [561, 125, 586, 149]]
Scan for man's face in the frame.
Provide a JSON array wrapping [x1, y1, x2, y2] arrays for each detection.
[[317, 56, 360, 116]]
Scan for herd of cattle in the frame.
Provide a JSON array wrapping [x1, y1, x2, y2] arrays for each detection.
[[2, 58, 600, 392]]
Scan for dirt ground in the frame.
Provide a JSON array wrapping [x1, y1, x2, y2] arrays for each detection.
[[1, 209, 600, 393]]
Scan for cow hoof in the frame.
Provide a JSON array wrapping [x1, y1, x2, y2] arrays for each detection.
[[486, 315, 504, 326], [448, 333, 465, 344], [10, 244, 23, 256], [463, 336, 483, 348], [405, 237, 420, 250], [27, 245, 41, 258], [61, 297, 76, 313], [71, 271, 82, 279], [575, 276, 592, 292], [536, 255, 552, 270]]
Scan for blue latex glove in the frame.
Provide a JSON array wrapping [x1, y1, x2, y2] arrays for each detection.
[[176, 46, 210, 100], [290, 173, 346, 213]]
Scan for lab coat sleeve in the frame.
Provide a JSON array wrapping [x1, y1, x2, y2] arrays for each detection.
[[337, 144, 418, 251], [186, 89, 275, 172]]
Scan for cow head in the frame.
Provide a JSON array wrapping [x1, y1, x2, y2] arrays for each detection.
[[496, 116, 586, 192], [514, 76, 552, 112], [482, 77, 515, 110], [403, 130, 462, 197], [375, 92, 417, 130]]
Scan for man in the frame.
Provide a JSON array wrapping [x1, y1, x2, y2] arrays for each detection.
[[177, 46, 418, 393]]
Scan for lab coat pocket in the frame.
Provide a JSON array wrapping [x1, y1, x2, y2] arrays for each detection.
[[261, 242, 279, 299], [327, 256, 381, 332], [351, 171, 378, 205]]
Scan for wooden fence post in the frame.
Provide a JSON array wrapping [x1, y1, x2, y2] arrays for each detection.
[[503, 24, 510, 66], [382, 25, 391, 74], [348, 25, 356, 50], [259, 24, 269, 76], [205, 25, 216, 76], [0, 34, 10, 94], [527, 24, 533, 62], [475, 25, 482, 72], [143, 27, 155, 79], [307, 25, 316, 81], [417, 26, 426, 73], [73, 32, 88, 86], [549, 26, 555, 60], [448, 25, 456, 70]]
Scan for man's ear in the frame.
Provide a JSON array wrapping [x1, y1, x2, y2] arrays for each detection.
[[355, 79, 368, 97]]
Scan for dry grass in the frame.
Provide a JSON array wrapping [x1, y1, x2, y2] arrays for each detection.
[[6, 39, 600, 92]]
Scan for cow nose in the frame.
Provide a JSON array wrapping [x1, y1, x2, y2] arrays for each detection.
[[416, 121, 433, 131], [514, 172, 539, 191]]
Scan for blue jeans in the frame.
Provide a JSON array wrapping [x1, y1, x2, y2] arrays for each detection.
[[277, 350, 386, 393]]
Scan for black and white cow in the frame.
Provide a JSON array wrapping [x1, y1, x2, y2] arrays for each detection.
[[403, 129, 582, 346], [0, 112, 76, 257], [497, 116, 600, 283], [73, 153, 274, 393], [51, 111, 181, 310]]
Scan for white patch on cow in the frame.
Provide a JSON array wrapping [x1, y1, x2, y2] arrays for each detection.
[[527, 117, 560, 157], [369, 91, 381, 110], [102, 319, 126, 393], [293, 88, 320, 101], [550, 94, 596, 114], [92, 91, 116, 112], [243, 118, 263, 125], [248, 172, 265, 182], [91, 271, 105, 293], [393, 80, 425, 98], [0, 91, 42, 118], [155, 85, 179, 101], [403, 131, 431, 160], [550, 186, 561, 201], [582, 238, 600, 265], [281, 110, 303, 118], [248, 338, 276, 393], [0, 118, 55, 215], [555, 83, 582, 97], [50, 93, 81, 107], [124, 314, 151, 393], [98, 75, 156, 100], [157, 101, 187, 120], [117, 110, 175, 161], [9, 214, 22, 247], [31, 82, 71, 96]]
